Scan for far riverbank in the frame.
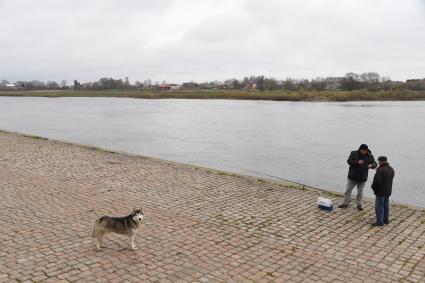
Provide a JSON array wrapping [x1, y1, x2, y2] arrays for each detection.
[[1, 89, 425, 101]]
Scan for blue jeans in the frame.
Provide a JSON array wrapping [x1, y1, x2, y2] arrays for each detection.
[[375, 196, 389, 225]]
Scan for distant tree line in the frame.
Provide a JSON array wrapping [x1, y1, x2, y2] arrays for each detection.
[[73, 77, 132, 90], [0, 79, 68, 90], [1, 73, 425, 91]]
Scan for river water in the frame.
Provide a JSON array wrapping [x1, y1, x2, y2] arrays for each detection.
[[0, 97, 424, 207]]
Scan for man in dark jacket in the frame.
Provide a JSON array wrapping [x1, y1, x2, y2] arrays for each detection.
[[339, 144, 377, 210], [371, 156, 395, 226]]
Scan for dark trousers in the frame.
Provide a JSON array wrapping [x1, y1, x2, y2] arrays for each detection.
[[375, 196, 389, 225]]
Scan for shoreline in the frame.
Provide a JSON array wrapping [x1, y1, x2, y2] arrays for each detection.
[[1, 128, 423, 211], [1, 89, 425, 102]]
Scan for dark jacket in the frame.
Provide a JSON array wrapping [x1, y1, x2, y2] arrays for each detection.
[[371, 162, 395, 196], [347, 149, 377, 182]]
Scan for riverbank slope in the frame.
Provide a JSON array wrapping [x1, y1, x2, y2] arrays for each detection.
[[1, 130, 424, 282]]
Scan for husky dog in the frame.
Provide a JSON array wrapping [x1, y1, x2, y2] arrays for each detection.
[[91, 208, 144, 250]]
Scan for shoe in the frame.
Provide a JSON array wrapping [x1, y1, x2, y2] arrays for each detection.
[[357, 206, 363, 211], [371, 222, 384, 227], [338, 204, 349, 208], [384, 220, 389, 225]]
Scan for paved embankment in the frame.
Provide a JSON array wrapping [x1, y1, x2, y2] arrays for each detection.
[[0, 131, 424, 282]]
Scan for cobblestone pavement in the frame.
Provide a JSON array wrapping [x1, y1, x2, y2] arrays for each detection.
[[0, 131, 424, 283]]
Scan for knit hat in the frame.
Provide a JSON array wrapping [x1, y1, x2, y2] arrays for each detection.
[[378, 156, 387, 162], [359, 144, 368, 150]]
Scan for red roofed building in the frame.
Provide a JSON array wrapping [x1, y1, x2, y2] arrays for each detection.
[[159, 83, 171, 90]]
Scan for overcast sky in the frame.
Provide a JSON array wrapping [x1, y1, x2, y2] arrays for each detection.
[[0, 0, 424, 83]]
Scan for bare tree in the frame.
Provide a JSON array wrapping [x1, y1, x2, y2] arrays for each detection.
[[73, 80, 81, 90], [46, 81, 59, 89], [263, 78, 278, 90], [143, 79, 152, 89], [256, 75, 265, 91], [283, 78, 295, 90], [311, 77, 326, 91]]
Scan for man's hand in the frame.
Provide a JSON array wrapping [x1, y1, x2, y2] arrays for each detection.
[[367, 164, 373, 169], [358, 160, 364, 165]]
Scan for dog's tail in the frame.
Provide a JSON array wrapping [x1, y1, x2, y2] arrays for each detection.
[[91, 217, 105, 238]]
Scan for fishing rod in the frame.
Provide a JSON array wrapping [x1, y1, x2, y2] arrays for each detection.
[[242, 168, 320, 190]]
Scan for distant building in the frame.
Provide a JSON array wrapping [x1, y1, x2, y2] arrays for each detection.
[[1, 83, 17, 90], [158, 83, 182, 90], [324, 77, 343, 90], [182, 82, 199, 89], [213, 82, 224, 89], [200, 82, 224, 89], [159, 83, 171, 90], [406, 79, 425, 90], [245, 83, 257, 90]]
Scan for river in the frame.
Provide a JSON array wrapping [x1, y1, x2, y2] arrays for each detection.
[[0, 97, 424, 207]]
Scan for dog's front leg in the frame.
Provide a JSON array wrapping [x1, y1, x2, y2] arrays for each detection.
[[95, 232, 106, 250], [96, 238, 102, 250], [129, 233, 137, 250]]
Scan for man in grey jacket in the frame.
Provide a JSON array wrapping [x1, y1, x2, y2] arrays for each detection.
[[339, 144, 377, 210]]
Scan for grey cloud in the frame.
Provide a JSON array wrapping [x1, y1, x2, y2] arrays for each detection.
[[0, 0, 424, 83]]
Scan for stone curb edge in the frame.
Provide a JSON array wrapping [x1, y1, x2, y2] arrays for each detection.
[[1, 129, 423, 212]]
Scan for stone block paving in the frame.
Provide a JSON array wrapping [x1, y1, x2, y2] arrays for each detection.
[[0, 131, 424, 282]]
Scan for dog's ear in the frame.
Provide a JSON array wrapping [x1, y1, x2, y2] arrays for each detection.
[[132, 208, 137, 214], [140, 208, 143, 213]]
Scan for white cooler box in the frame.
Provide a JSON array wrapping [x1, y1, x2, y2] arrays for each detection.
[[317, 197, 333, 211]]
